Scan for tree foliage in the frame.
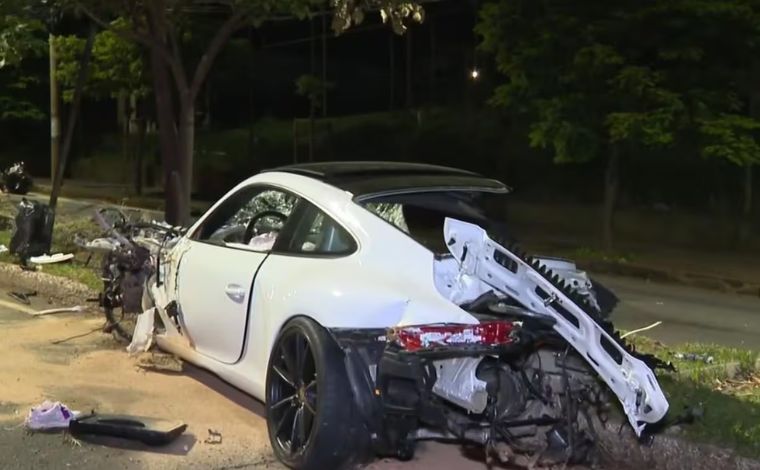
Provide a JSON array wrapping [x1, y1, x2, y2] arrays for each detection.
[[62, 0, 425, 224], [477, 0, 760, 169], [699, 114, 760, 166], [0, 3, 47, 121], [477, 0, 685, 165], [54, 19, 147, 102], [0, 5, 46, 69]]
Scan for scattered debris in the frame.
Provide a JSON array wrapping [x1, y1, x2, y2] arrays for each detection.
[[673, 352, 714, 364], [51, 324, 107, 345], [24, 400, 80, 431], [8, 290, 37, 305], [29, 253, 75, 265], [63, 432, 83, 447], [204, 428, 223, 445], [1, 161, 33, 195], [69, 412, 187, 446], [714, 373, 760, 396], [620, 321, 663, 339], [126, 308, 156, 355], [135, 352, 184, 374], [31, 305, 85, 317], [9, 198, 53, 264]]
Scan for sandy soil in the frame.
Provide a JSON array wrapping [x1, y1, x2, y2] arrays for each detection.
[[0, 298, 508, 470]]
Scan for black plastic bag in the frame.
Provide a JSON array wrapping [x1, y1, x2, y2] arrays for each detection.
[[9, 198, 53, 261]]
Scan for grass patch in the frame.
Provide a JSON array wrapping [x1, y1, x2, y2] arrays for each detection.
[[628, 335, 760, 458], [0, 211, 104, 292], [39, 261, 102, 291], [0, 247, 102, 292]]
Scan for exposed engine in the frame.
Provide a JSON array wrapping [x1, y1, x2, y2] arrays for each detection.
[[425, 346, 607, 466]]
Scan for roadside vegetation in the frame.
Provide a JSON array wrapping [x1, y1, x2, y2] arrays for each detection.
[[0, 204, 102, 291], [628, 335, 760, 459]]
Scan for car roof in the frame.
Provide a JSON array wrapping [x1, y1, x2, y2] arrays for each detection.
[[262, 161, 510, 199]]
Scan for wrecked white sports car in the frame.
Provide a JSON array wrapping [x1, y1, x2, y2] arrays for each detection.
[[141, 162, 670, 469]]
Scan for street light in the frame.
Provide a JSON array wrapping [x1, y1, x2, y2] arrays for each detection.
[[470, 68, 480, 80]]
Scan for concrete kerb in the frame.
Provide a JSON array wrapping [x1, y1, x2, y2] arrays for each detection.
[[0, 262, 97, 307]]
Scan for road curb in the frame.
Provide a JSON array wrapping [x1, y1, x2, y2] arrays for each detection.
[[578, 259, 760, 298], [0, 262, 97, 306]]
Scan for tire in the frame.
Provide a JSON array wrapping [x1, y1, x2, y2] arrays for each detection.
[[266, 317, 366, 470]]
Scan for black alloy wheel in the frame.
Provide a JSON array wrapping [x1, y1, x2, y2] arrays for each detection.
[[265, 317, 367, 470]]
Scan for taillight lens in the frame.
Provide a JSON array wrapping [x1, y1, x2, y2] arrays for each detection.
[[389, 321, 517, 352]]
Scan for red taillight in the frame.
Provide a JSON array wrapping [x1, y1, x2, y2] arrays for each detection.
[[389, 321, 517, 352]]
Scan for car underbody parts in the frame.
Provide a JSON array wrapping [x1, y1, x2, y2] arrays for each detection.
[[332, 326, 606, 467], [442, 218, 670, 436], [69, 412, 187, 446]]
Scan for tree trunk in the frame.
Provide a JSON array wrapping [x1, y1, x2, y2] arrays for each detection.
[[203, 79, 212, 130], [309, 114, 315, 162], [738, 163, 753, 245], [176, 99, 195, 224], [405, 29, 413, 109], [389, 31, 395, 110], [602, 147, 620, 251], [429, 17, 436, 104], [321, 11, 328, 117], [49, 34, 60, 181], [149, 45, 181, 224], [118, 90, 129, 185], [132, 94, 145, 196], [49, 25, 96, 213], [744, 164, 753, 216]]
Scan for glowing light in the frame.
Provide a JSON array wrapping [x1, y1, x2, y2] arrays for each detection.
[[470, 68, 480, 80]]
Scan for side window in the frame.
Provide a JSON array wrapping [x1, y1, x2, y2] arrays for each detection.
[[363, 202, 409, 232], [282, 202, 356, 256], [194, 186, 299, 252], [361, 200, 449, 253]]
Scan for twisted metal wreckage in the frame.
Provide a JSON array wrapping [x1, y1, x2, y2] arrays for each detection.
[[121, 218, 675, 467]]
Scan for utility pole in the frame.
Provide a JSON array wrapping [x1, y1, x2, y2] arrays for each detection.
[[389, 32, 395, 110], [429, 17, 436, 104], [49, 34, 60, 182], [405, 30, 413, 109], [321, 10, 328, 117]]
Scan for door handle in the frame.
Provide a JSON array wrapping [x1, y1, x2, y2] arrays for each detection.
[[225, 284, 246, 303]]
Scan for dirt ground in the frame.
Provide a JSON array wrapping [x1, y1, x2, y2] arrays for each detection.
[[0, 293, 515, 470]]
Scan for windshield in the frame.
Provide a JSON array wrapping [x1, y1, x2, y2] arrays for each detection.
[[359, 191, 509, 254]]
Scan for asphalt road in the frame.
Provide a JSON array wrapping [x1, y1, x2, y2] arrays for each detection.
[[598, 274, 760, 350]]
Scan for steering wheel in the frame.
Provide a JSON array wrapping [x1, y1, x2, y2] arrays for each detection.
[[244, 210, 288, 244]]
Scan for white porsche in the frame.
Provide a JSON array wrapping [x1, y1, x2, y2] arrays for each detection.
[[141, 162, 669, 470]]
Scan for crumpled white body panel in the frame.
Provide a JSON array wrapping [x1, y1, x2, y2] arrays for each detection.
[[442, 218, 669, 435]]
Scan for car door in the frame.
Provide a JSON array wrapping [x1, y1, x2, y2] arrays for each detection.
[[176, 185, 299, 364]]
